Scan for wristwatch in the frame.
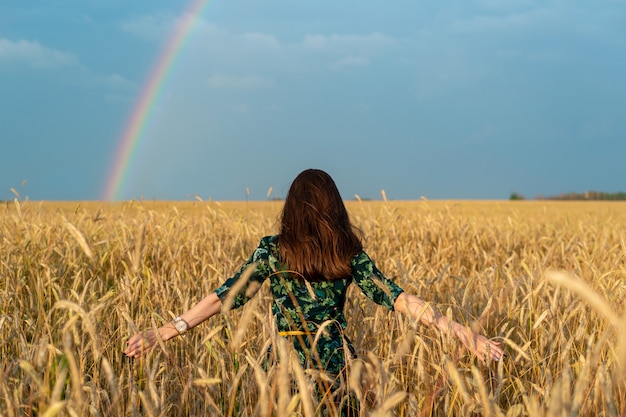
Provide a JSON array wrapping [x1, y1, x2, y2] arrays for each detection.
[[173, 317, 189, 335]]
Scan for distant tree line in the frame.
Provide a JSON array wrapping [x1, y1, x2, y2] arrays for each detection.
[[510, 191, 626, 201]]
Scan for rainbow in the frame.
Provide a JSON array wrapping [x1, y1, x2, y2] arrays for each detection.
[[102, 0, 211, 201]]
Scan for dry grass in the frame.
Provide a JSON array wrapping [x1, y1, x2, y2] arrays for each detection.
[[1, 199, 625, 416]]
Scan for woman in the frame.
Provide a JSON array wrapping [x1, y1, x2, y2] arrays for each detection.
[[124, 169, 503, 413]]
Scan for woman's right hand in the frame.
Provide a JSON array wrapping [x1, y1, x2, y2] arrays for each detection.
[[124, 329, 159, 358], [122, 293, 223, 359]]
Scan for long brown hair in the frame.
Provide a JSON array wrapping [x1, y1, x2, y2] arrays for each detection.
[[279, 169, 362, 281]]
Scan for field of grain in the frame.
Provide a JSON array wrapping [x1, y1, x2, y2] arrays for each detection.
[[1, 199, 625, 416]]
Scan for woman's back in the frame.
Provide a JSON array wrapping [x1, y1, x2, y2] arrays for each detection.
[[213, 235, 404, 374]]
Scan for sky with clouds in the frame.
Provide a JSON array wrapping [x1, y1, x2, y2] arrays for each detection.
[[1, 0, 625, 201]]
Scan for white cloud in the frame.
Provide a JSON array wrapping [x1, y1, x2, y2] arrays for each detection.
[[302, 32, 396, 51], [294, 32, 397, 72], [237, 32, 280, 49], [330, 55, 370, 70], [475, 0, 538, 11], [445, 4, 601, 38], [206, 73, 273, 90], [78, 14, 95, 26], [120, 12, 175, 41], [447, 8, 553, 35], [121, 11, 221, 42], [99, 74, 136, 89], [231, 102, 251, 113], [0, 38, 76, 68]]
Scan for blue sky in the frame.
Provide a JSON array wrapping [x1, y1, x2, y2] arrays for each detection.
[[1, 0, 625, 201]]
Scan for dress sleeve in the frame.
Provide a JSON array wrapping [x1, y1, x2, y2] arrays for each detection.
[[351, 251, 404, 310], [213, 236, 275, 309]]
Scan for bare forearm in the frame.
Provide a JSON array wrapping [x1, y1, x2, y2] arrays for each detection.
[[394, 292, 447, 329], [159, 292, 222, 341], [393, 292, 504, 362], [125, 292, 223, 357]]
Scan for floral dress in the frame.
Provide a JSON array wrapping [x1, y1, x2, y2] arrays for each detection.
[[213, 235, 404, 377]]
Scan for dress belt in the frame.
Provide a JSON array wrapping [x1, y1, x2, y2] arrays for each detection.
[[278, 330, 312, 337]]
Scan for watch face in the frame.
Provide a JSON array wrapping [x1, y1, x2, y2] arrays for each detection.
[[175, 319, 187, 333]]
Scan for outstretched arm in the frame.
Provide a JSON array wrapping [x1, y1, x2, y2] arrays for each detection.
[[393, 292, 503, 362], [124, 292, 222, 358]]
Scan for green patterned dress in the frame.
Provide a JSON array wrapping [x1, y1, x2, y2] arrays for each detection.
[[214, 235, 404, 378]]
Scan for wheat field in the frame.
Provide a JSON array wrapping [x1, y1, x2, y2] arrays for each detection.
[[1, 199, 625, 416]]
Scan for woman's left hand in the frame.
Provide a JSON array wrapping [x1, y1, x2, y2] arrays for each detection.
[[453, 322, 504, 362]]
